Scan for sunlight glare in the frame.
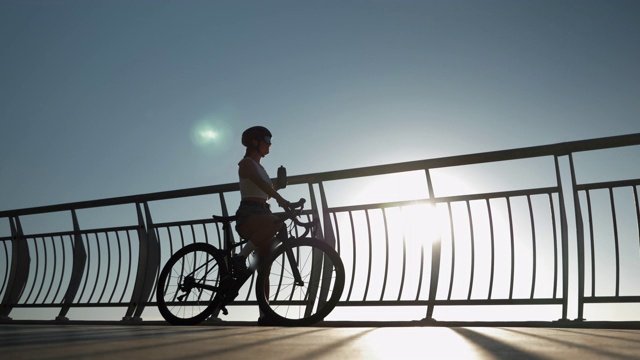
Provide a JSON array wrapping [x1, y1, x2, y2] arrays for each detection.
[[356, 328, 480, 359], [190, 116, 233, 156], [401, 202, 441, 247]]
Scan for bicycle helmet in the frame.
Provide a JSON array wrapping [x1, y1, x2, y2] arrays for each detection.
[[241, 126, 272, 147]]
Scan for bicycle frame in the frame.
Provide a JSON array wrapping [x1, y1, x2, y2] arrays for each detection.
[[157, 199, 344, 326]]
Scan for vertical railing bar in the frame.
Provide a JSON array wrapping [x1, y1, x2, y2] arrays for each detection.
[[609, 187, 621, 297], [466, 200, 475, 300], [398, 207, 407, 301], [634, 185, 640, 257], [219, 191, 236, 249], [108, 231, 123, 303], [52, 235, 67, 303], [167, 227, 175, 256], [548, 194, 559, 299], [97, 232, 112, 303], [379, 208, 390, 301], [447, 202, 455, 301], [202, 225, 220, 304], [43, 236, 57, 304], [362, 209, 373, 301], [586, 190, 595, 298], [346, 211, 357, 301], [300, 214, 312, 311], [1, 239, 8, 296], [331, 212, 341, 254], [154, 226, 162, 287], [486, 199, 495, 300], [118, 230, 133, 303], [507, 197, 515, 300], [24, 237, 39, 304], [162, 228, 172, 259], [166, 230, 182, 304], [34, 237, 48, 304], [189, 224, 204, 303], [202, 223, 209, 246], [415, 230, 425, 302], [176, 226, 187, 302], [274, 251, 286, 302], [42, 236, 51, 304], [33, 238, 44, 305], [154, 227, 161, 248], [213, 222, 223, 248], [50, 236, 61, 304], [77, 234, 91, 303], [159, 227, 174, 304], [527, 195, 537, 299], [179, 226, 186, 248], [88, 233, 102, 303]]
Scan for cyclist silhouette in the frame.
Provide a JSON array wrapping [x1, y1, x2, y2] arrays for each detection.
[[233, 126, 290, 274], [156, 126, 345, 326]]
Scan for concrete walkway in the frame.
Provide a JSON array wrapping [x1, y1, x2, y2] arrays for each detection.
[[2, 324, 640, 359]]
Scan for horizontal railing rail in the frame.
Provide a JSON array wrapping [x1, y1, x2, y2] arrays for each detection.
[[1, 132, 639, 322]]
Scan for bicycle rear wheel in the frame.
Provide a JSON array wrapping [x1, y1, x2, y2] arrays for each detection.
[[156, 243, 227, 325], [255, 238, 345, 326]]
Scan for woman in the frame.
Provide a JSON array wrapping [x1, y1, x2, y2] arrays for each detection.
[[233, 126, 290, 273]]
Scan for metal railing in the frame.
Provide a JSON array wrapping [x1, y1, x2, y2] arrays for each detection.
[[1, 133, 639, 322]]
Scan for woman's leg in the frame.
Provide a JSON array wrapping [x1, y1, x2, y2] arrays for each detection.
[[237, 214, 282, 257]]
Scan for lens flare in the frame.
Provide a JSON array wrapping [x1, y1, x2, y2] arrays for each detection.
[[190, 117, 233, 156]]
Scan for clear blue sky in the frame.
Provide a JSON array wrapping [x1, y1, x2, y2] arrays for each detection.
[[1, 0, 639, 211]]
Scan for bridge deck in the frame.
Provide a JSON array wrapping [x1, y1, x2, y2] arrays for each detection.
[[2, 323, 640, 359]]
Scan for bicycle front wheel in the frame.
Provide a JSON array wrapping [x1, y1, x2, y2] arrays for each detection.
[[156, 243, 227, 325], [255, 238, 345, 326]]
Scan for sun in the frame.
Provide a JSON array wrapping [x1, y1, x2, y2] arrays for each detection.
[[348, 170, 474, 247], [399, 202, 442, 247]]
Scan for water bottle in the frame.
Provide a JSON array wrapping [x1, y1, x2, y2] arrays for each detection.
[[277, 166, 287, 189]]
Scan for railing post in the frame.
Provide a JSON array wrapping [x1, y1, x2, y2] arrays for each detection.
[[318, 182, 336, 248], [568, 154, 586, 321], [423, 168, 440, 321], [306, 182, 337, 315], [122, 202, 160, 321], [205, 192, 232, 321], [308, 183, 324, 240], [554, 156, 571, 321], [0, 217, 31, 320], [56, 210, 87, 321]]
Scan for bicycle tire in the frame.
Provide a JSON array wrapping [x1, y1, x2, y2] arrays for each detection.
[[156, 243, 228, 325], [255, 238, 345, 326]]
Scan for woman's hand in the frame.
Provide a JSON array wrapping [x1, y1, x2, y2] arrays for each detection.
[[275, 194, 290, 210]]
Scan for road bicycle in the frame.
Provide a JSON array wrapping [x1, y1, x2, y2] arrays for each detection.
[[156, 199, 345, 326]]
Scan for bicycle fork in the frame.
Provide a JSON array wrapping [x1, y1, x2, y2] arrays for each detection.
[[285, 246, 305, 287]]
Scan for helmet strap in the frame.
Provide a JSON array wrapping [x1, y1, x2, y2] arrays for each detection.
[[253, 139, 265, 157]]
